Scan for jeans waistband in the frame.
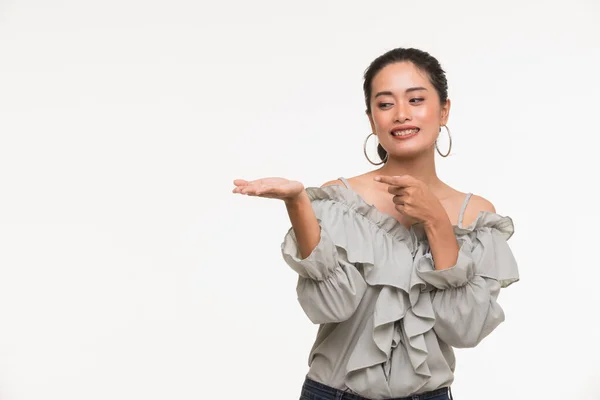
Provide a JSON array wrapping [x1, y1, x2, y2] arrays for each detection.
[[302, 377, 450, 400]]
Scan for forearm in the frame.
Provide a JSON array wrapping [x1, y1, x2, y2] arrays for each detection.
[[285, 191, 321, 259], [281, 190, 368, 324], [424, 215, 460, 270]]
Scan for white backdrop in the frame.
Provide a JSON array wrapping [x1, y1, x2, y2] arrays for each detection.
[[1, 0, 599, 399]]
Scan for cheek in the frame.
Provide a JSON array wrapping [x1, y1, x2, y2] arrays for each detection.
[[413, 105, 439, 122], [372, 111, 392, 128]]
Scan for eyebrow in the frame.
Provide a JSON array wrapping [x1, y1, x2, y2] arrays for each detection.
[[374, 87, 428, 98]]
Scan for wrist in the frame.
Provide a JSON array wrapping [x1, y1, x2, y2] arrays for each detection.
[[424, 212, 453, 232], [284, 190, 309, 208]]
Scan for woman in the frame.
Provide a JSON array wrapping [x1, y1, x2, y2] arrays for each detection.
[[232, 48, 519, 400]]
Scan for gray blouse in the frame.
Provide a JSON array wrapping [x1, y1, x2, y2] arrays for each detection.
[[281, 178, 519, 399]]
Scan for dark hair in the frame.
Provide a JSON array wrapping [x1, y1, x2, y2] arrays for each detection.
[[363, 48, 448, 161]]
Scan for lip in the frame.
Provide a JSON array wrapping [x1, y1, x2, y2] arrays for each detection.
[[390, 125, 420, 140]]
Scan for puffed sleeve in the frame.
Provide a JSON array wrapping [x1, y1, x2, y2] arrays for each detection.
[[281, 220, 367, 324], [415, 213, 519, 348]]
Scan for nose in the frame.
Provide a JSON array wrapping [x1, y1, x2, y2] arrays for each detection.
[[394, 102, 411, 123]]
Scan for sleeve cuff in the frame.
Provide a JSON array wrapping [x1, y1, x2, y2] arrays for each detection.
[[416, 240, 475, 289], [281, 221, 339, 281]]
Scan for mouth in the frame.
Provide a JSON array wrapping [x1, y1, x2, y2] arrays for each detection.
[[391, 127, 420, 139]]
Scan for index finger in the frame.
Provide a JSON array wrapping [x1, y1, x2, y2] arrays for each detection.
[[373, 175, 413, 187]]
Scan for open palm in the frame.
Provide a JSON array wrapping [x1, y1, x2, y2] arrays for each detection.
[[232, 177, 304, 201]]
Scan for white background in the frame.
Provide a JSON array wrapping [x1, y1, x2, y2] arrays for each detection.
[[1, 0, 599, 399]]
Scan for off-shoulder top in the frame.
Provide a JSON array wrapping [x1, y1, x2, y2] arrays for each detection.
[[281, 178, 519, 399]]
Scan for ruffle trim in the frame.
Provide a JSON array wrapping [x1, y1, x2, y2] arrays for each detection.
[[300, 185, 516, 394]]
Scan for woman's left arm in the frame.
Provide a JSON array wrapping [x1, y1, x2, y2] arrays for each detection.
[[423, 195, 496, 270], [419, 197, 518, 348], [374, 176, 519, 348]]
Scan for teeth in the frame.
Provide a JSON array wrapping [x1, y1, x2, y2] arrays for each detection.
[[392, 128, 419, 136]]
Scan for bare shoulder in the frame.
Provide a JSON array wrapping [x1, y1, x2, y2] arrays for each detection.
[[320, 179, 345, 188], [468, 194, 496, 213], [320, 174, 370, 188], [462, 194, 497, 226]]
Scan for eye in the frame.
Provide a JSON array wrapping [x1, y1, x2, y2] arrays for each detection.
[[378, 102, 394, 109], [410, 98, 425, 104]]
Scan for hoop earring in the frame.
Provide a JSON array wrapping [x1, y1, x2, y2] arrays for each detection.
[[435, 125, 452, 157], [363, 133, 388, 165]]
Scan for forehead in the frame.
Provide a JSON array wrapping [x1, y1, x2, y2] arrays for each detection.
[[371, 61, 431, 92]]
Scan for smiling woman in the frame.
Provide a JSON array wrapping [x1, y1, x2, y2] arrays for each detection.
[[232, 47, 519, 400], [363, 50, 451, 165]]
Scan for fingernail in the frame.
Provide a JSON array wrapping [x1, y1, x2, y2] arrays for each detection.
[[374, 176, 381, 181]]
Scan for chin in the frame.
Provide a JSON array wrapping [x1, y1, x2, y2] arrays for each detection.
[[385, 144, 434, 159], [384, 138, 431, 152]]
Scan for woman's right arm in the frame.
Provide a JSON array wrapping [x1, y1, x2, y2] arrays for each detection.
[[284, 191, 321, 259], [234, 178, 367, 324], [284, 179, 351, 259]]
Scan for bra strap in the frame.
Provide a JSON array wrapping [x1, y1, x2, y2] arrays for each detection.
[[338, 177, 352, 189], [458, 193, 473, 228]]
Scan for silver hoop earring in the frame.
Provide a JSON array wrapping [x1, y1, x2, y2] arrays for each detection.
[[435, 125, 452, 157], [363, 133, 388, 165]]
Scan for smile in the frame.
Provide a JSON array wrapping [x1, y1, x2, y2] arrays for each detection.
[[391, 128, 420, 139]]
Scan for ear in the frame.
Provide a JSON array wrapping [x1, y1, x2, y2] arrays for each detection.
[[440, 99, 451, 126], [366, 110, 376, 134]]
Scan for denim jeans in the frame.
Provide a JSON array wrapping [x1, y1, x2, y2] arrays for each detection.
[[300, 377, 452, 400]]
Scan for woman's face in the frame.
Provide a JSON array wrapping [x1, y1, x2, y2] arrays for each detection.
[[367, 61, 450, 159]]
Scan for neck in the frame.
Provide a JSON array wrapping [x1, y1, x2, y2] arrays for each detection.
[[376, 150, 443, 190]]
